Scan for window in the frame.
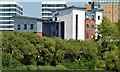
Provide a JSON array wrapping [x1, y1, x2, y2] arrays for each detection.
[[91, 34, 93, 39], [114, 11, 117, 14], [114, 17, 117, 19], [30, 24, 33, 29], [92, 25, 94, 30], [108, 11, 111, 14], [17, 25, 20, 30], [118, 12, 120, 14], [114, 6, 117, 9], [118, 6, 120, 9], [101, 6, 104, 9], [86, 34, 89, 39], [86, 24, 89, 29], [105, 6, 107, 9], [105, 11, 107, 14], [76, 14, 78, 39], [102, 12, 104, 14], [108, 17, 111, 19], [109, 6, 111, 9], [91, 15, 94, 20], [24, 24, 27, 29], [98, 16, 100, 20]]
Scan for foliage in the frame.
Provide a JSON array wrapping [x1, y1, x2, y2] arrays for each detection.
[[2, 17, 120, 72]]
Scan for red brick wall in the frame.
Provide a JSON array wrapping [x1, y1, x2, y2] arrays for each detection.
[[85, 19, 95, 40], [37, 32, 42, 37]]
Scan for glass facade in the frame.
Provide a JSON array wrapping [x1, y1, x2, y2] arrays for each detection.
[[94, 0, 120, 8], [42, 2, 67, 19], [0, 2, 23, 31]]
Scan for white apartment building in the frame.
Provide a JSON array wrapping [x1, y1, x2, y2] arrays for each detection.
[[0, 2, 23, 31], [42, 1, 67, 20]]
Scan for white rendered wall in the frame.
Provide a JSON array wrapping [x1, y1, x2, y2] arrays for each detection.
[[72, 9, 85, 40], [57, 8, 86, 40], [95, 11, 103, 39]]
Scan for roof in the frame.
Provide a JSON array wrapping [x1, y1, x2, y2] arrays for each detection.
[[13, 16, 48, 21], [52, 6, 87, 13], [88, 8, 104, 11]]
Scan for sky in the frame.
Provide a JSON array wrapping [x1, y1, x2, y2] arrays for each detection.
[[19, 2, 89, 18], [0, 0, 91, 18]]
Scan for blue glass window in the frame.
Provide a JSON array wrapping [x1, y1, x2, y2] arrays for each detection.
[[108, 17, 111, 19], [91, 35, 93, 39], [114, 6, 117, 9], [105, 6, 107, 9], [86, 24, 89, 29], [114, 17, 117, 19], [118, 12, 120, 14], [101, 6, 104, 9], [108, 11, 111, 14], [109, 6, 111, 9], [105, 11, 107, 14], [86, 34, 89, 39], [114, 11, 117, 14], [92, 25, 94, 30]]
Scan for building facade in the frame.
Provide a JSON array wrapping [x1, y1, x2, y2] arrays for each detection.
[[94, 0, 120, 22], [13, 16, 47, 37], [42, 1, 67, 20], [42, 6, 103, 40], [0, 2, 23, 31]]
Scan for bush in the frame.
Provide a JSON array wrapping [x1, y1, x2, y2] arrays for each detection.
[[29, 59, 37, 65], [2, 52, 11, 68], [27, 65, 37, 70], [40, 65, 55, 70], [56, 65, 67, 70], [9, 59, 22, 69]]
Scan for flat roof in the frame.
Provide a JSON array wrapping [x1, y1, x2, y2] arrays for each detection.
[[52, 6, 87, 13], [13, 16, 48, 21], [88, 8, 104, 11]]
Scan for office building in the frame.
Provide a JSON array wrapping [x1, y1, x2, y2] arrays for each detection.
[[94, 0, 120, 22], [0, 2, 23, 31], [42, 1, 67, 20], [13, 16, 47, 37], [43, 6, 103, 40]]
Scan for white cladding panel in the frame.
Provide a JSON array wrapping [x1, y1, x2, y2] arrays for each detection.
[[57, 9, 73, 40], [72, 9, 85, 40], [57, 8, 86, 40], [95, 11, 102, 25]]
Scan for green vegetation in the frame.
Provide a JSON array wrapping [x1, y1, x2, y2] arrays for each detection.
[[2, 17, 120, 71]]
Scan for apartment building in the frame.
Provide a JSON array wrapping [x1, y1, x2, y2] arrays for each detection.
[[0, 2, 23, 31], [94, 0, 120, 22], [42, 1, 67, 20], [43, 6, 103, 40]]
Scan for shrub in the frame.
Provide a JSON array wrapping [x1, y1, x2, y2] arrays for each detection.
[[29, 59, 37, 65], [40, 65, 55, 70], [56, 65, 68, 70], [9, 59, 22, 69], [27, 65, 37, 70], [2, 52, 11, 68]]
